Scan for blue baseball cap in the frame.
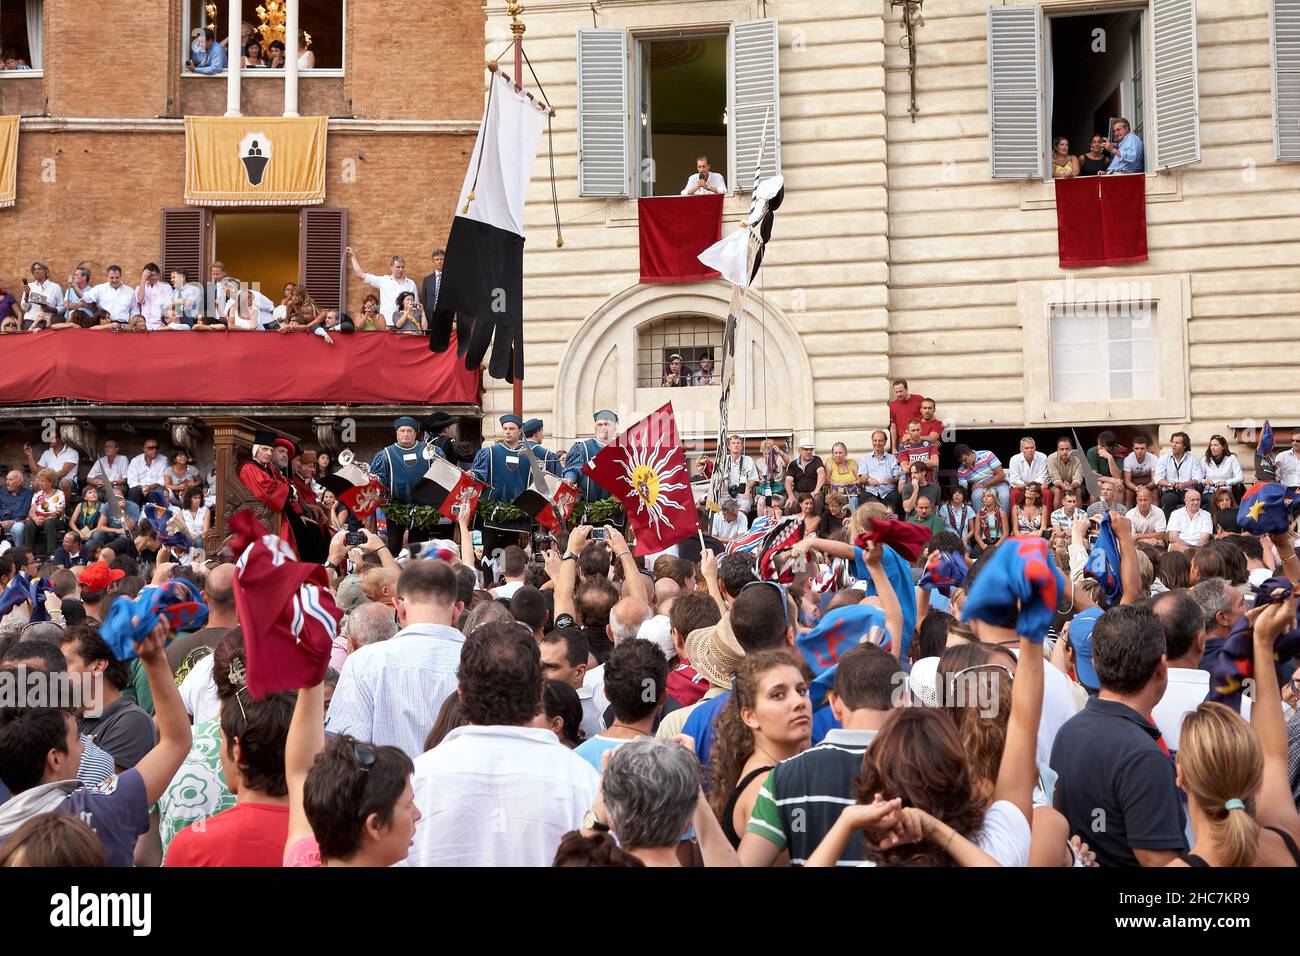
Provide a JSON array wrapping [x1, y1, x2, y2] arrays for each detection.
[[1067, 606, 1104, 691]]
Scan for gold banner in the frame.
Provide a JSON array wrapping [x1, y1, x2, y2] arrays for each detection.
[[0, 116, 18, 208], [184, 116, 326, 206]]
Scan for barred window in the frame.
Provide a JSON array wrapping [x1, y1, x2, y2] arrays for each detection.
[[636, 315, 724, 387]]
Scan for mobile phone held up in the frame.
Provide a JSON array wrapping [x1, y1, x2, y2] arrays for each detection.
[[345, 531, 365, 547], [590, 528, 608, 541]]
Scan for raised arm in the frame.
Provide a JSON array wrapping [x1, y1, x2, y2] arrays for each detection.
[[345, 246, 367, 282], [1249, 594, 1300, 837], [132, 620, 194, 803], [1110, 512, 1143, 606], [861, 541, 903, 658], [556, 524, 591, 621], [286, 681, 326, 854], [989, 626, 1042, 827]]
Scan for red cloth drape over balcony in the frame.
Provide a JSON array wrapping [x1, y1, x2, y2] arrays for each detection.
[[1054, 174, 1148, 268], [0, 330, 481, 405], [638, 194, 724, 283]]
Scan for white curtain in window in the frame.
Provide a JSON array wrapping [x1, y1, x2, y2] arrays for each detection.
[[26, 0, 43, 69]]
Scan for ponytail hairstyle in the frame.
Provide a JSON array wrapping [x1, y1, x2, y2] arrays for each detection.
[[1177, 702, 1263, 868], [708, 649, 810, 822]]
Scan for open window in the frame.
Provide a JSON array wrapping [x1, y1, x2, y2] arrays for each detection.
[[578, 18, 781, 198], [636, 314, 724, 387], [988, 1, 1200, 179], [182, 0, 345, 73], [0, 0, 43, 73]]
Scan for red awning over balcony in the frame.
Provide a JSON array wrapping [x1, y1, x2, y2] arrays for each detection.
[[0, 330, 481, 406]]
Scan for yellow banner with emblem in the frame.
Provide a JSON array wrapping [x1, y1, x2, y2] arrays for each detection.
[[0, 116, 19, 208], [185, 116, 326, 206]]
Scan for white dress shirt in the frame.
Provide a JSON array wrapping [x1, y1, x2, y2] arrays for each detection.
[[681, 171, 727, 195], [1201, 455, 1243, 488], [21, 279, 64, 325], [87, 282, 138, 324], [408, 724, 599, 867], [1168, 507, 1212, 546], [126, 453, 168, 490], [135, 279, 169, 330], [87, 454, 130, 485], [37, 445, 80, 482], [1008, 451, 1049, 486], [364, 273, 419, 319], [1153, 668, 1250, 753], [1157, 451, 1204, 487], [1275, 450, 1300, 487], [325, 622, 466, 759], [1125, 505, 1167, 534]]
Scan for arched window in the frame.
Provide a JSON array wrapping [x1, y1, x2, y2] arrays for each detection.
[[636, 314, 724, 387]]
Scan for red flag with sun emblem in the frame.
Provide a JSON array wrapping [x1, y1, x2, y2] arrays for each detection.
[[583, 402, 698, 557]]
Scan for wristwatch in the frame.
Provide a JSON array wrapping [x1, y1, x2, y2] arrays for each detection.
[[562, 551, 579, 562], [582, 809, 610, 833]]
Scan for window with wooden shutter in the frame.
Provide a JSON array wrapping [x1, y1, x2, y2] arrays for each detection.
[[298, 207, 347, 311], [577, 29, 629, 197], [160, 207, 208, 284], [1151, 0, 1200, 169], [987, 6, 1042, 180], [729, 18, 782, 192], [1273, 0, 1300, 161]]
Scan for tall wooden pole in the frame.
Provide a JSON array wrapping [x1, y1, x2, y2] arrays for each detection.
[[509, 2, 526, 419]]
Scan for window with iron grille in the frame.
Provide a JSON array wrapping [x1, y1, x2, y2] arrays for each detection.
[[636, 315, 725, 387]]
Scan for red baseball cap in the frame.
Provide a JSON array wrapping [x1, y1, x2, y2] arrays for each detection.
[[80, 561, 126, 594]]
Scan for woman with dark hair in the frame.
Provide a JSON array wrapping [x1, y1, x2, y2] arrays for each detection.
[[358, 293, 386, 331], [543, 679, 585, 748], [1202, 434, 1243, 500], [553, 830, 645, 867], [424, 692, 468, 751], [69, 485, 102, 543], [285, 679, 421, 867], [709, 649, 813, 848], [913, 610, 957, 665], [179, 487, 210, 552], [796, 492, 821, 536], [1078, 134, 1109, 176], [242, 38, 266, 67], [164, 451, 200, 507], [1157, 549, 1192, 590], [0, 813, 107, 867], [1012, 481, 1046, 537], [1051, 137, 1079, 178], [267, 39, 286, 68], [390, 291, 426, 334]]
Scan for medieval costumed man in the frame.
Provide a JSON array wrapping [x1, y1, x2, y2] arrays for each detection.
[[239, 433, 327, 562], [523, 418, 563, 477], [564, 410, 618, 505], [370, 416, 433, 551]]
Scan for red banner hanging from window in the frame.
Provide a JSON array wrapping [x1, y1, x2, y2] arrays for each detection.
[[1055, 174, 1148, 269], [639, 194, 724, 283]]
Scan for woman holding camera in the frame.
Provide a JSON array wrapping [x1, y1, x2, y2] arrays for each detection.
[[391, 291, 427, 334]]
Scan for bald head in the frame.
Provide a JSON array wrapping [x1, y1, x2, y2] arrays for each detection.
[[608, 597, 652, 644], [203, 563, 236, 612], [4, 470, 22, 492], [655, 577, 680, 607], [345, 602, 400, 649]]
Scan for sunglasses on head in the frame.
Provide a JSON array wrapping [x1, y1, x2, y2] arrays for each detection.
[[741, 579, 790, 630], [352, 741, 377, 772]]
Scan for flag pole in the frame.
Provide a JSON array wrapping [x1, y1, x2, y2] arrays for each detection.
[[509, 0, 526, 419]]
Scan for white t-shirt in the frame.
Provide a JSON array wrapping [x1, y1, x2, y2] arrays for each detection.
[[364, 273, 418, 319], [976, 799, 1032, 867], [87, 455, 129, 485], [38, 446, 80, 482], [1125, 505, 1167, 534], [1122, 452, 1158, 483], [491, 580, 525, 600], [711, 511, 749, 541], [179, 653, 220, 725], [1168, 508, 1212, 546], [1153, 668, 1252, 753]]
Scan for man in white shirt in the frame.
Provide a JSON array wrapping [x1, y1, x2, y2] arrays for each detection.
[[23, 436, 80, 495], [720, 435, 759, 514], [490, 545, 528, 600], [1125, 485, 1168, 547], [347, 246, 418, 319], [1121, 434, 1158, 508], [1009, 437, 1052, 511], [710, 499, 749, 547], [681, 155, 727, 196], [167, 269, 204, 325], [20, 260, 64, 328], [86, 439, 130, 499], [409, 621, 599, 866], [1150, 590, 1249, 754], [327, 560, 468, 759], [1156, 431, 1203, 517], [1275, 436, 1300, 487], [126, 438, 168, 505], [134, 262, 169, 330], [86, 265, 137, 326], [1167, 488, 1212, 552]]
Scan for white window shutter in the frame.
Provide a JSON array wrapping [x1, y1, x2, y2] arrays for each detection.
[[1272, 0, 1300, 161], [987, 6, 1042, 180], [1151, 0, 1201, 169], [577, 29, 629, 197], [730, 18, 781, 191]]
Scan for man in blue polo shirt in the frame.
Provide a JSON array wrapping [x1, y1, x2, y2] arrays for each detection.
[[1050, 604, 1186, 867]]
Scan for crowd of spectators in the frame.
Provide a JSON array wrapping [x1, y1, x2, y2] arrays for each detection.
[[0, 249, 445, 345]]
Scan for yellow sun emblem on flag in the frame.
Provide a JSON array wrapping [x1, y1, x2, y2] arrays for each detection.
[[616, 436, 689, 532], [1247, 500, 1266, 521]]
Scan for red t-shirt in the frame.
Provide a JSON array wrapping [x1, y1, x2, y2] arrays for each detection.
[[667, 662, 711, 708], [888, 395, 925, 446], [919, 417, 945, 445], [165, 802, 290, 868], [897, 440, 939, 486]]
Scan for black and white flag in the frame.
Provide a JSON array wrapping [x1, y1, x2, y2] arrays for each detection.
[[430, 70, 548, 383]]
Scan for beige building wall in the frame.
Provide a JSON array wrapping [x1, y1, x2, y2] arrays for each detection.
[[494, 0, 1298, 467]]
